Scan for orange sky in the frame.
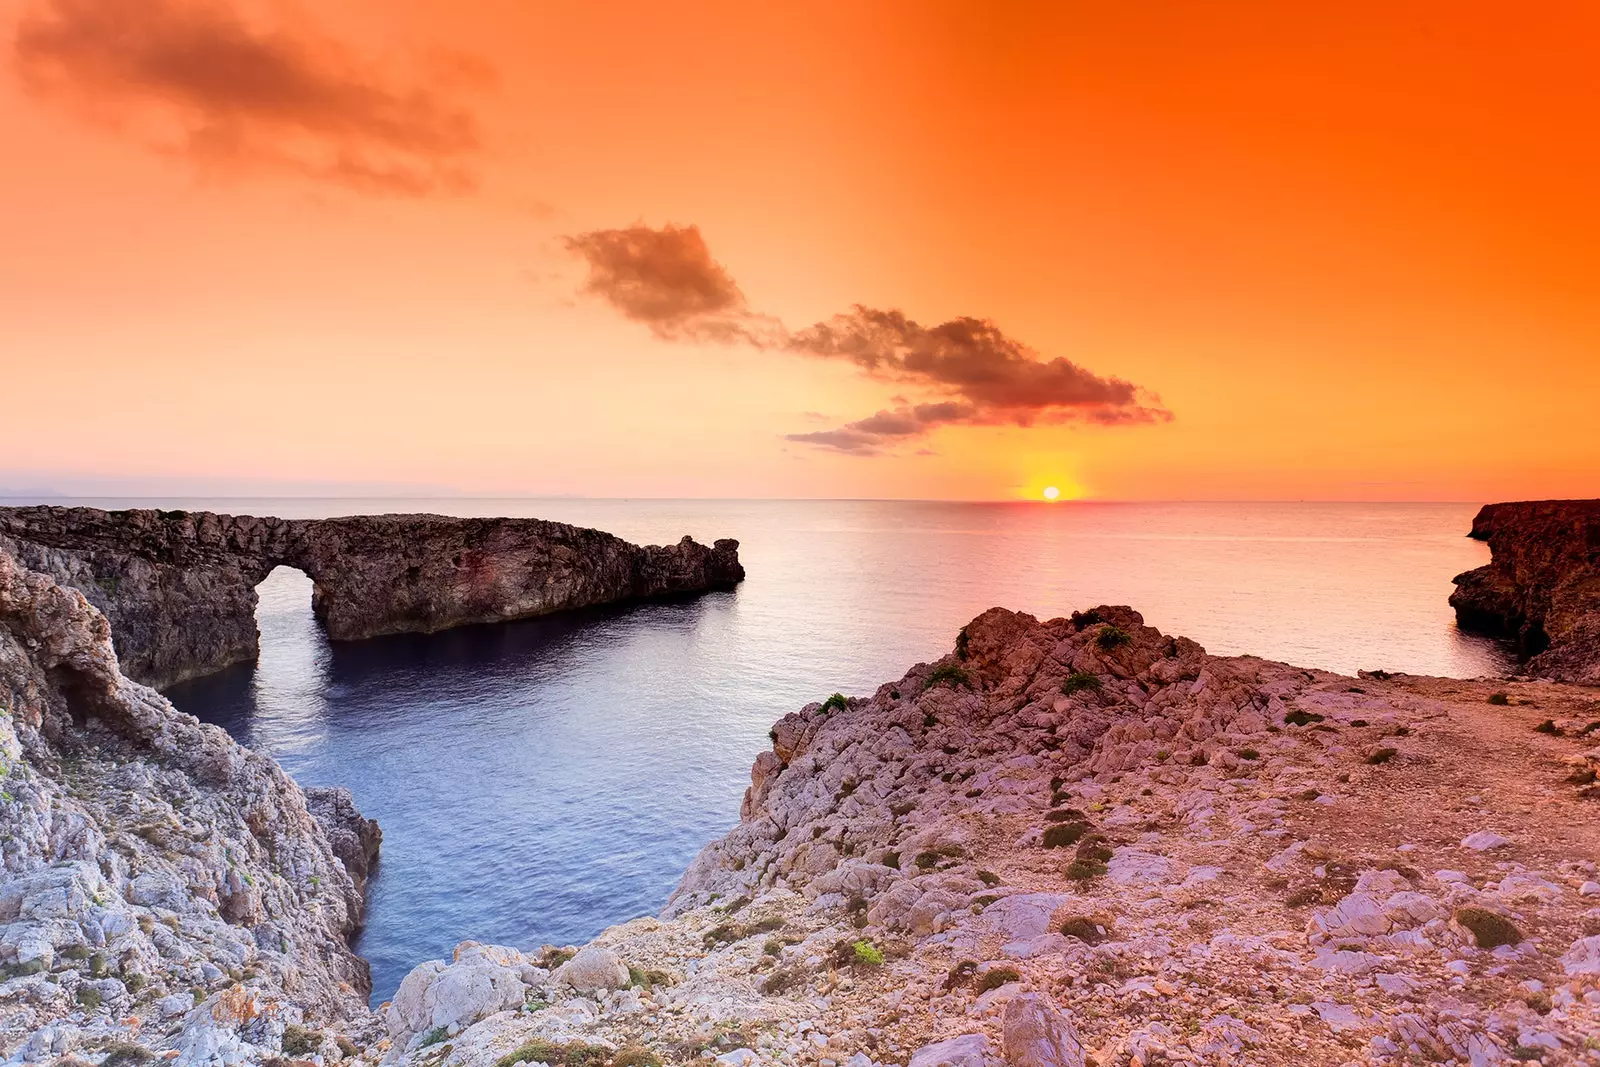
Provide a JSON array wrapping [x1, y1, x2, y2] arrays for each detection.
[[3, 0, 1597, 501]]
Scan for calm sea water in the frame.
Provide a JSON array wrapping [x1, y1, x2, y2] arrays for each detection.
[[47, 499, 1504, 1001]]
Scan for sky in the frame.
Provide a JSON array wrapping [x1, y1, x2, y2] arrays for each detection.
[[2, 0, 1598, 502]]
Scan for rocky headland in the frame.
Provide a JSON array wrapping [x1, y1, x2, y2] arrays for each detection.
[[0, 507, 745, 689], [6, 501, 1600, 1067], [1451, 500, 1600, 686], [0, 551, 378, 1066]]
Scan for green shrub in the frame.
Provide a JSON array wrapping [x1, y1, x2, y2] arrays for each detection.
[[1096, 625, 1132, 650], [98, 1044, 155, 1067], [281, 1025, 320, 1056], [1454, 907, 1521, 948], [420, 1026, 450, 1048], [1042, 822, 1089, 848], [611, 1048, 663, 1067], [1061, 671, 1102, 695], [1487, 692, 1510, 706], [923, 663, 970, 692], [1044, 807, 1085, 822], [627, 965, 673, 989], [759, 964, 807, 995], [820, 693, 848, 714], [61, 944, 92, 961], [1065, 860, 1108, 881], [76, 985, 103, 1010], [852, 940, 884, 966], [493, 1040, 613, 1067], [977, 966, 1021, 992], [1075, 838, 1114, 864]]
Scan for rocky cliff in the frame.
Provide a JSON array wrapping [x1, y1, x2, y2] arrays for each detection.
[[8, 549, 1600, 1066], [1451, 500, 1600, 685], [0, 507, 745, 689], [0, 550, 378, 1064], [363, 606, 1600, 1067]]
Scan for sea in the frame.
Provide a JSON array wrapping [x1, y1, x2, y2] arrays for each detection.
[[25, 498, 1510, 1001]]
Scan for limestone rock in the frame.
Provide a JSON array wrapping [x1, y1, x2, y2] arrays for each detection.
[[552, 946, 629, 993], [1002, 994, 1085, 1067], [1450, 499, 1600, 684], [907, 1033, 992, 1067], [0, 550, 374, 1056], [0, 506, 745, 687]]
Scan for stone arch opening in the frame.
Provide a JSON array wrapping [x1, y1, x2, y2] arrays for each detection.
[[253, 564, 331, 681]]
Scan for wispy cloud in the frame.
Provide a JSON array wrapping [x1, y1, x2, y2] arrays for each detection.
[[567, 223, 1171, 453], [12, 0, 488, 194], [563, 223, 781, 344]]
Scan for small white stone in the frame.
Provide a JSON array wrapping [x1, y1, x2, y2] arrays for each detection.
[[1461, 830, 1510, 851]]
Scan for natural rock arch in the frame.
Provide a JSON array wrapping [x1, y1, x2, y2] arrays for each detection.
[[0, 506, 744, 688]]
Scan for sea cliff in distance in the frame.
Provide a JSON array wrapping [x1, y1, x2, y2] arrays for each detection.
[[0, 506, 744, 688], [2, 502, 1599, 1067]]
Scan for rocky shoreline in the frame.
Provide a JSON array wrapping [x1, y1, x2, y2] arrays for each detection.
[[0, 507, 745, 689], [1451, 500, 1600, 686], [4, 503, 1600, 1067]]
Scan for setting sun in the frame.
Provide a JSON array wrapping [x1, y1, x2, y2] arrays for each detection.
[[1042, 486, 1061, 501]]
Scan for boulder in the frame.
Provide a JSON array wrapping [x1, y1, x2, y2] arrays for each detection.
[[1002, 993, 1085, 1067], [908, 1033, 992, 1067], [553, 945, 630, 993]]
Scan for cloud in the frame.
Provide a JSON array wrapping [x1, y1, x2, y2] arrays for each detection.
[[784, 401, 977, 455], [565, 222, 1171, 453], [563, 223, 781, 344], [12, 0, 486, 194]]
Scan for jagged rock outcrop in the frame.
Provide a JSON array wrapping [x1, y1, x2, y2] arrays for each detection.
[[367, 604, 1600, 1067], [0, 506, 745, 688], [306, 787, 383, 906], [0, 551, 379, 1062], [1450, 499, 1600, 684]]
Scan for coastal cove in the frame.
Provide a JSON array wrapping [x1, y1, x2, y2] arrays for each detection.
[[35, 497, 1512, 1003]]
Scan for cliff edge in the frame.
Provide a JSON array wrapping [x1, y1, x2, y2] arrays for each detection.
[[1451, 500, 1600, 685], [0, 551, 379, 1063]]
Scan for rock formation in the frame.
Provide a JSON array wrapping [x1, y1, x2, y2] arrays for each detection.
[[0, 550, 377, 1063], [362, 605, 1600, 1067], [0, 506, 745, 689], [7, 543, 1600, 1065], [1451, 499, 1600, 685]]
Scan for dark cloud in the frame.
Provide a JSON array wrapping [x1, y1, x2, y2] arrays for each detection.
[[563, 223, 782, 344], [565, 223, 1171, 453], [12, 0, 485, 194]]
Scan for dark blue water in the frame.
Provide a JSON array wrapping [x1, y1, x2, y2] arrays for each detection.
[[138, 499, 1507, 1002]]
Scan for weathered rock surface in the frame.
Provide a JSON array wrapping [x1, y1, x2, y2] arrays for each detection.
[[342, 603, 1600, 1067], [306, 786, 384, 905], [0, 506, 745, 688], [0, 551, 378, 1062], [1451, 499, 1600, 684]]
